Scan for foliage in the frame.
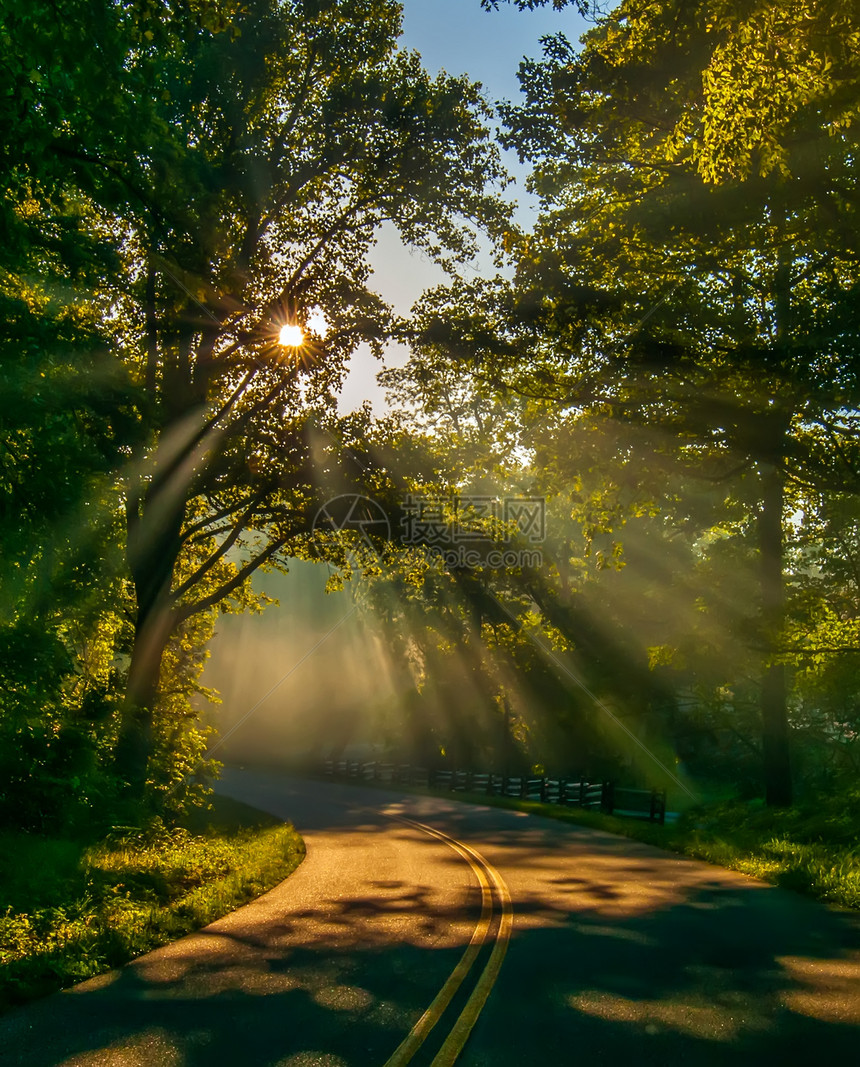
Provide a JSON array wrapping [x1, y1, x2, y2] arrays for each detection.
[[4, 0, 860, 824], [0, 795, 304, 1012], [1, 0, 511, 822], [0, 68, 142, 829], [383, 0, 860, 804]]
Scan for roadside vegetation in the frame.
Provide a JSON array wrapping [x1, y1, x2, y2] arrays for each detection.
[[0, 796, 304, 1013]]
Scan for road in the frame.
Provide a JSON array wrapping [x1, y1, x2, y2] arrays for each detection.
[[2, 768, 860, 1065]]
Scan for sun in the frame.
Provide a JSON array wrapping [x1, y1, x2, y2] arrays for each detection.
[[278, 323, 305, 347]]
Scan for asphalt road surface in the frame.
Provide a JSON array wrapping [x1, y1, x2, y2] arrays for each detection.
[[2, 768, 860, 1066]]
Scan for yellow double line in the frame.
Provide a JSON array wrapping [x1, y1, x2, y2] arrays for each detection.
[[381, 815, 513, 1067]]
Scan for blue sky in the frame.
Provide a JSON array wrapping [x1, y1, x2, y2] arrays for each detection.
[[400, 0, 584, 103], [338, 0, 588, 412]]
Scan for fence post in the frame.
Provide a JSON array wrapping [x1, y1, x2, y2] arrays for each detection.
[[657, 789, 670, 827], [602, 780, 615, 815]]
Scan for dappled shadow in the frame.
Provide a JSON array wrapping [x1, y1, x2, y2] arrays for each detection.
[[0, 896, 476, 1066], [1, 770, 859, 1066]]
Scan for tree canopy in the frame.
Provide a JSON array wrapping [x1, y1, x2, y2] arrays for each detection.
[[3, 0, 859, 825], [383, 0, 860, 804], [1, 0, 510, 823]]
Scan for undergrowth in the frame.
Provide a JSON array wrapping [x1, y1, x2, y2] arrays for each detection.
[[0, 795, 304, 1012]]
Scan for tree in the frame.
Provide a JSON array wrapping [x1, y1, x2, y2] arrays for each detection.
[[493, 0, 860, 804], [0, 0, 150, 828], [383, 0, 860, 804], [4, 0, 511, 800]]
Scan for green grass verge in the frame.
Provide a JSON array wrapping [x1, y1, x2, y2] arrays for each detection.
[[0, 795, 305, 1012]]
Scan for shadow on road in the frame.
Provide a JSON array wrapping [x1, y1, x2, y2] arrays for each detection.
[[1, 772, 858, 1066]]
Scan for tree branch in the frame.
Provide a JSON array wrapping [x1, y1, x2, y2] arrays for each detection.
[[173, 533, 295, 625]]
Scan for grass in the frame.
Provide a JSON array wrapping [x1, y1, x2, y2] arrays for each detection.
[[0, 795, 305, 1012]]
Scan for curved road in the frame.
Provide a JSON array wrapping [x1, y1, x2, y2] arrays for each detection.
[[2, 768, 860, 1065]]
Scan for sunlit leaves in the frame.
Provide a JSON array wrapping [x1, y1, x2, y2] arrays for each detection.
[[1, 0, 514, 814]]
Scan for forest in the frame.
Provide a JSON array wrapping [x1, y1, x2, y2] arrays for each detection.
[[2, 0, 860, 849]]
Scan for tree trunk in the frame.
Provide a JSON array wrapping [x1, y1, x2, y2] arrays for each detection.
[[758, 460, 792, 806], [115, 417, 196, 793], [757, 237, 793, 807], [114, 605, 175, 794]]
